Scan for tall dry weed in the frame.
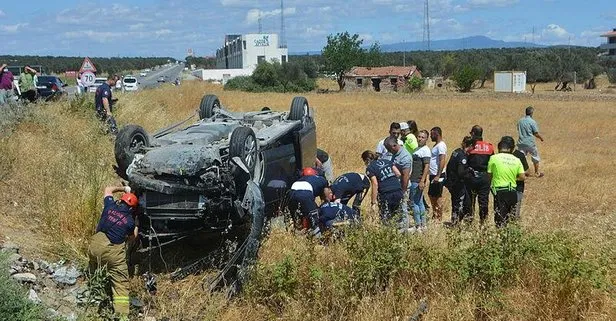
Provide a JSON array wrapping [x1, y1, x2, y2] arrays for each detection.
[[0, 81, 614, 319]]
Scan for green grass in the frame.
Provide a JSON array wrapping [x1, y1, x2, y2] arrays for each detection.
[[0, 253, 46, 321]]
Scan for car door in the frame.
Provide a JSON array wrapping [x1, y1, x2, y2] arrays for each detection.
[[260, 132, 297, 206]]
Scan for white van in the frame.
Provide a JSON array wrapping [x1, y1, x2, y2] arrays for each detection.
[[123, 76, 138, 91]]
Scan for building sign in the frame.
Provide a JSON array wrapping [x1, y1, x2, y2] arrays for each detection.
[[254, 35, 270, 47]]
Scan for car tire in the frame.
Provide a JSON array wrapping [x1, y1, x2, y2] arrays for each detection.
[[288, 96, 309, 121], [114, 125, 150, 179], [199, 94, 221, 120], [229, 126, 257, 176]]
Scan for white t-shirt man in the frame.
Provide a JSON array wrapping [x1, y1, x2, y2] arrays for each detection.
[[429, 141, 447, 176]]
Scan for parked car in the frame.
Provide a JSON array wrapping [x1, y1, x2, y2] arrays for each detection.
[[88, 77, 107, 93], [35, 75, 67, 101], [140, 71, 147, 77], [123, 75, 138, 91], [157, 76, 165, 83], [114, 94, 316, 288]]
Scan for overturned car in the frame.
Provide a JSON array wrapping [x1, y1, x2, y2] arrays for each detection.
[[114, 94, 316, 284]]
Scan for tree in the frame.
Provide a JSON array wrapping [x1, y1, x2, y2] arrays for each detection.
[[322, 32, 365, 91], [363, 42, 382, 67], [607, 68, 616, 84], [452, 65, 481, 92]]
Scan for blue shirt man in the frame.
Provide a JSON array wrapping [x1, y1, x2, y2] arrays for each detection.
[[318, 201, 357, 229], [96, 196, 136, 244], [366, 159, 401, 194], [95, 82, 113, 115]]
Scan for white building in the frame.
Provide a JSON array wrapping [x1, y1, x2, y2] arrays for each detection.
[[216, 34, 288, 69]]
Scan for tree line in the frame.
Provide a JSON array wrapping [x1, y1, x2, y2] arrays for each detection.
[[0, 55, 176, 75], [291, 32, 616, 92]]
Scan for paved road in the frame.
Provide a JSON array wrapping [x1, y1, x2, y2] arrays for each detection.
[[138, 64, 184, 89]]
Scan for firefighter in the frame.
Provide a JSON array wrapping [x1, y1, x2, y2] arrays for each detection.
[[88, 185, 139, 319], [444, 136, 476, 225], [330, 172, 371, 217], [361, 150, 403, 223], [464, 125, 494, 224], [288, 167, 329, 236]]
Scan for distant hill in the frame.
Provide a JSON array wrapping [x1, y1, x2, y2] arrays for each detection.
[[379, 36, 544, 52], [290, 35, 545, 55]]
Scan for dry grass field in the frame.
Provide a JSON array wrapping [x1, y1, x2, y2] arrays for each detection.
[[0, 80, 615, 320]]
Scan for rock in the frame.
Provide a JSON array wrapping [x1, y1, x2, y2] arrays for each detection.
[[52, 266, 81, 285], [37, 260, 54, 274], [1, 241, 19, 253], [8, 253, 23, 264], [28, 260, 39, 271], [28, 289, 41, 304], [12, 272, 37, 283], [65, 313, 77, 321]]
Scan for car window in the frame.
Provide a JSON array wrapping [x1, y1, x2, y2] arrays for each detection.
[[124, 78, 137, 83], [37, 76, 54, 83]]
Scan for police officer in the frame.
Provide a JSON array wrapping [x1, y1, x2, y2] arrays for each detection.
[[288, 167, 329, 236], [361, 150, 402, 223], [95, 74, 120, 134], [445, 136, 476, 225], [464, 125, 494, 224], [318, 200, 358, 231], [88, 185, 139, 319], [488, 136, 526, 227], [330, 172, 371, 217]]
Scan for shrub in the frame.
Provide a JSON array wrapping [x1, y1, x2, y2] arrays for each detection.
[[408, 76, 423, 92], [224, 61, 317, 93], [0, 253, 46, 321], [452, 65, 481, 92], [607, 68, 616, 84]]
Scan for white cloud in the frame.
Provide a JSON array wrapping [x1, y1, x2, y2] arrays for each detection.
[[0, 10, 6, 17], [155, 29, 172, 36], [0, 23, 29, 33], [129, 23, 145, 30], [543, 24, 570, 39], [245, 7, 296, 25]]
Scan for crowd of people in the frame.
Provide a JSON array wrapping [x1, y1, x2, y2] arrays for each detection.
[[289, 106, 545, 235], [0, 64, 40, 105]]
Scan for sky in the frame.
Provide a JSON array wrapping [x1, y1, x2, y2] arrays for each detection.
[[0, 0, 614, 59]]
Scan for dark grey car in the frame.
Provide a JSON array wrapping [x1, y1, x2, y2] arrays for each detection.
[[114, 94, 316, 286]]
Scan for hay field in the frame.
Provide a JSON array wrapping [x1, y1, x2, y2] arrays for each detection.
[[0, 80, 615, 320]]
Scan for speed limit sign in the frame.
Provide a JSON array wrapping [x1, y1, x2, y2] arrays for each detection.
[[81, 71, 96, 86]]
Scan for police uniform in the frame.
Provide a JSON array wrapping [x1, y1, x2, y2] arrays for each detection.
[[366, 159, 403, 222], [445, 148, 473, 223], [95, 82, 118, 134], [487, 152, 525, 227], [331, 172, 370, 216], [88, 196, 135, 316], [318, 201, 357, 229], [289, 175, 329, 230], [464, 140, 494, 223]]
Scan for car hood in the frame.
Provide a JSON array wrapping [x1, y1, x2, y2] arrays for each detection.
[[130, 144, 222, 177]]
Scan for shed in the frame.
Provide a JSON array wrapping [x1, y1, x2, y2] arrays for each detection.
[[344, 66, 422, 92], [494, 71, 526, 93]]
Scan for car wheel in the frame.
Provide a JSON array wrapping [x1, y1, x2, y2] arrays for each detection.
[[114, 125, 149, 179], [288, 96, 309, 121], [229, 126, 257, 175], [199, 94, 221, 119]]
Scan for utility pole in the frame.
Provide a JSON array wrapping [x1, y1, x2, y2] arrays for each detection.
[[532, 26, 535, 44], [423, 0, 431, 51], [403, 40, 406, 66], [258, 10, 262, 33], [280, 0, 285, 48]]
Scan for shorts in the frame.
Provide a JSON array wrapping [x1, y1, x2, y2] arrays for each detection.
[[428, 175, 444, 198], [518, 145, 540, 163]]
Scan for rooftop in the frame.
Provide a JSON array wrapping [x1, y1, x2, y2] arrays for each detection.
[[601, 29, 616, 37], [346, 66, 422, 78]]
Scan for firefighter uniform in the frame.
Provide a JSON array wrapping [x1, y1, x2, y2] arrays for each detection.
[[445, 147, 473, 224], [331, 172, 371, 217], [464, 139, 494, 223], [88, 196, 136, 316]]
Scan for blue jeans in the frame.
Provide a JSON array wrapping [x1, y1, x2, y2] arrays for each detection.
[[409, 182, 426, 227]]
